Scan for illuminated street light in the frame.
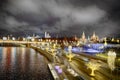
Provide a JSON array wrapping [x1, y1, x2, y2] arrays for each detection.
[[12, 37, 16, 41], [112, 38, 114, 42], [46, 47, 49, 51], [68, 45, 72, 53], [31, 38, 35, 42], [51, 48, 57, 63], [41, 42, 45, 46], [41, 42, 45, 50], [51, 49, 55, 55], [117, 39, 119, 43], [66, 45, 74, 62], [104, 37, 107, 46], [53, 44, 56, 49], [55, 40, 58, 44]]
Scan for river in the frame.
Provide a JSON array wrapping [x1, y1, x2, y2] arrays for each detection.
[[0, 47, 53, 80]]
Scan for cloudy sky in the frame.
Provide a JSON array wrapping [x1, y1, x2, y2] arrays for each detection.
[[0, 0, 120, 38]]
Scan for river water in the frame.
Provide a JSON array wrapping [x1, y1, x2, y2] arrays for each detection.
[[0, 47, 53, 80]]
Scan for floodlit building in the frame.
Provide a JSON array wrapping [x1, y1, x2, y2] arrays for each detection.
[[80, 32, 87, 43], [45, 32, 51, 38], [3, 37, 7, 40], [90, 32, 99, 42]]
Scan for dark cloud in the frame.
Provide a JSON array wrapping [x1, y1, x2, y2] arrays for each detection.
[[0, 0, 120, 37]]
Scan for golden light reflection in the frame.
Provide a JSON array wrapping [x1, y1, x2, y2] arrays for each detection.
[[21, 47, 26, 71], [6, 47, 12, 70], [11, 47, 16, 66], [2, 47, 7, 67]]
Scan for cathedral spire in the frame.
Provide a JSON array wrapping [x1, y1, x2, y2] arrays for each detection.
[[90, 31, 99, 42], [82, 31, 86, 39], [93, 32, 96, 38]]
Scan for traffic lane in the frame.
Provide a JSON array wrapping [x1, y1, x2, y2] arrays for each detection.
[[72, 57, 111, 80]]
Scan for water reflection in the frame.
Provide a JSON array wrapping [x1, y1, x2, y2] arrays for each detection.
[[0, 47, 53, 80]]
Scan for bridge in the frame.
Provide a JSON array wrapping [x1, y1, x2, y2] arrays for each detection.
[[0, 40, 45, 47], [0, 40, 41, 44]]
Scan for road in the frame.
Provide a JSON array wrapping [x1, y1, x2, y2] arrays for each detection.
[[31, 46, 120, 80], [69, 53, 120, 80]]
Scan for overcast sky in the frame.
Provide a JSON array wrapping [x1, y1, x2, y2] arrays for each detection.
[[0, 0, 120, 38]]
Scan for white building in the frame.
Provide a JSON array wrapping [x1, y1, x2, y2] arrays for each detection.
[[45, 32, 51, 38]]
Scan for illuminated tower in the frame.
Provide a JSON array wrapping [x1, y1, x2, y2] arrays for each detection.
[[91, 32, 99, 42], [74, 35, 78, 41], [93, 32, 96, 38], [82, 32, 86, 40], [81, 31, 86, 43], [87, 36, 90, 41]]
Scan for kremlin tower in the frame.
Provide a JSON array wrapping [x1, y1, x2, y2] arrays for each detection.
[[90, 32, 99, 42], [80, 32, 87, 43]]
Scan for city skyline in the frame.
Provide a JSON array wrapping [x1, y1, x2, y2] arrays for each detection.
[[0, 0, 120, 37]]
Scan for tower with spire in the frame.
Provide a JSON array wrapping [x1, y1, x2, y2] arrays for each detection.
[[80, 31, 87, 43], [90, 32, 99, 42], [92, 32, 96, 38], [82, 32, 86, 40], [74, 35, 78, 41]]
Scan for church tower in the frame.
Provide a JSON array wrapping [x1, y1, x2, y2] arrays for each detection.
[[91, 32, 99, 42], [81, 32, 86, 40]]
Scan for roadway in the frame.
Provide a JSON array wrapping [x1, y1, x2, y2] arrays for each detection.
[[30, 45, 120, 80], [69, 53, 120, 80]]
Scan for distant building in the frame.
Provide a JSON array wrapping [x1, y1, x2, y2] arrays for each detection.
[[90, 32, 99, 42], [12, 37, 16, 40], [80, 32, 87, 43], [44, 32, 51, 38], [3, 37, 7, 40]]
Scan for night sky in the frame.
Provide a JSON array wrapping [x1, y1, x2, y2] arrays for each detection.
[[0, 0, 120, 38]]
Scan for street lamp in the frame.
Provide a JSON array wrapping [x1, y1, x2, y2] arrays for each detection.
[[41, 42, 45, 50], [66, 45, 74, 62], [46, 47, 49, 52], [104, 37, 107, 46], [112, 38, 114, 42], [51, 48, 57, 63], [117, 39, 119, 43]]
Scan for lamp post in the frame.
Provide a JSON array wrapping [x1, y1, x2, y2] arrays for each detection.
[[112, 38, 114, 42], [117, 39, 119, 43], [66, 45, 74, 62], [104, 37, 107, 46], [46, 47, 49, 52], [41, 42, 45, 50], [51, 44, 57, 63]]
